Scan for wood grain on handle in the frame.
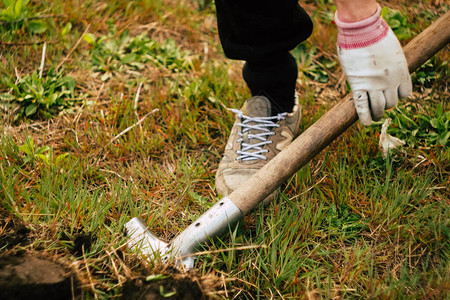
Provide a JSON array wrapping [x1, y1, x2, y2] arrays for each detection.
[[229, 11, 450, 215], [404, 10, 450, 73]]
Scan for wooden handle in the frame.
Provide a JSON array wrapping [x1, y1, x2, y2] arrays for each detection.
[[404, 10, 450, 73], [229, 11, 450, 214]]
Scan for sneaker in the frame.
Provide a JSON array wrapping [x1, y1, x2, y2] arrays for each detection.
[[215, 95, 301, 205]]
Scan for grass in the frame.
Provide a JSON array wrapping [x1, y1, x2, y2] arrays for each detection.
[[1, 0, 449, 298]]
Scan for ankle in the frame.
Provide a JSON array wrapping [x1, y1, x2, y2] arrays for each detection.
[[243, 53, 297, 116]]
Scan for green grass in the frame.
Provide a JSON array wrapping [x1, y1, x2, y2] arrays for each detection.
[[1, 0, 449, 298]]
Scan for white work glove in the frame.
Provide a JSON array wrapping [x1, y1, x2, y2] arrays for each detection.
[[335, 5, 412, 126]]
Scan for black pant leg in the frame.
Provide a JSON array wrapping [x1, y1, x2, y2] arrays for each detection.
[[215, 0, 313, 114]]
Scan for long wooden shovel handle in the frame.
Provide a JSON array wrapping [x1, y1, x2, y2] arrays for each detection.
[[229, 11, 450, 214]]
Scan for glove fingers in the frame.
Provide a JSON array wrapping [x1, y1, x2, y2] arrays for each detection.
[[398, 74, 413, 98], [353, 91, 372, 126], [368, 91, 385, 122], [384, 88, 399, 110]]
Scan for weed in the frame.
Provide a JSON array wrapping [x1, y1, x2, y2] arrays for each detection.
[[384, 102, 449, 148], [381, 7, 414, 40], [18, 136, 50, 165], [84, 22, 193, 81], [0, 0, 29, 21], [1, 68, 77, 120], [18, 136, 69, 167], [0, 0, 49, 40], [292, 43, 337, 84], [413, 58, 449, 87], [322, 203, 368, 239]]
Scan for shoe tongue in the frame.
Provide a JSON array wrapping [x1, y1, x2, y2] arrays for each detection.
[[239, 97, 273, 162], [242, 96, 271, 118]]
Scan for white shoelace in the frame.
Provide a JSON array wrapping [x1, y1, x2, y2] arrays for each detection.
[[230, 109, 287, 162]]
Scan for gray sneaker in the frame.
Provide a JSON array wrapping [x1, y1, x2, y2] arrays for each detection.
[[215, 95, 301, 205]]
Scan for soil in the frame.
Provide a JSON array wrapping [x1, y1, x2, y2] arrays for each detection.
[[0, 209, 80, 299], [0, 253, 78, 300], [0, 209, 212, 299], [122, 275, 207, 300], [0, 209, 32, 250]]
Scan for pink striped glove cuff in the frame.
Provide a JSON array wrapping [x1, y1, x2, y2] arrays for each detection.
[[335, 5, 389, 50]]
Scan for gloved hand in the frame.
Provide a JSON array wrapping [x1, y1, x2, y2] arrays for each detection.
[[335, 5, 412, 126]]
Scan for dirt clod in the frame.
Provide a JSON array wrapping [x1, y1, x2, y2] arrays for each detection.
[[0, 254, 78, 300]]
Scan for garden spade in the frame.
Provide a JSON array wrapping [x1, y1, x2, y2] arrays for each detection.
[[125, 11, 450, 270]]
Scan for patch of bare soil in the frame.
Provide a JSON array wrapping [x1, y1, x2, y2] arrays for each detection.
[[0, 209, 80, 299], [122, 275, 207, 300], [0, 209, 214, 299], [0, 253, 79, 300]]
